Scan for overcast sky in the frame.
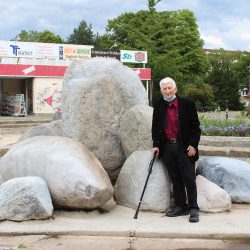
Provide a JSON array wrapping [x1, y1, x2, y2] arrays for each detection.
[[1, 0, 250, 51]]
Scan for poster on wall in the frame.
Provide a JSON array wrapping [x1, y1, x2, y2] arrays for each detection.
[[34, 80, 62, 114]]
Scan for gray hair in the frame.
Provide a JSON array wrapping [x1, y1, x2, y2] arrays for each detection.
[[159, 77, 176, 88]]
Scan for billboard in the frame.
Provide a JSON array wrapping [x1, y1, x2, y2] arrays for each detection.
[[59, 45, 92, 59], [120, 50, 147, 63], [91, 49, 120, 60], [0, 41, 93, 60]]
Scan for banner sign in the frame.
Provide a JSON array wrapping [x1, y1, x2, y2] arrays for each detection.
[[0, 41, 148, 63], [132, 68, 151, 80], [120, 50, 147, 63], [0, 64, 151, 80], [0, 41, 93, 59], [91, 49, 120, 60], [59, 45, 92, 59]]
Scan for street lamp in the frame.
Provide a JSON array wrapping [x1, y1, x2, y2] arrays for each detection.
[[225, 99, 229, 120]]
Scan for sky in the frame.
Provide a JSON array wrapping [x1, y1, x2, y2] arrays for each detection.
[[1, 0, 250, 51]]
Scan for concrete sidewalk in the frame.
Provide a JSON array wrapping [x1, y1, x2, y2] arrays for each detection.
[[0, 204, 250, 249], [1, 204, 250, 238]]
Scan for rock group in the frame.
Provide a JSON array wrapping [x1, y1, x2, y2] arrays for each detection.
[[197, 156, 250, 203], [1, 136, 113, 210], [62, 57, 149, 179], [0, 57, 249, 221]]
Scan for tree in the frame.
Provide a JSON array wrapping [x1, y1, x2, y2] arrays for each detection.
[[67, 20, 95, 45], [13, 30, 63, 43], [101, 7, 209, 100], [206, 50, 243, 110], [37, 30, 63, 43], [148, 0, 161, 12], [13, 30, 40, 42], [232, 53, 250, 94], [174, 10, 210, 84], [184, 83, 214, 110]]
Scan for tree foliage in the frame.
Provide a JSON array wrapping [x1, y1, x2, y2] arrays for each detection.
[[66, 20, 95, 45], [205, 50, 245, 110], [99, 6, 209, 100], [232, 53, 250, 92], [184, 83, 214, 110], [13, 30, 63, 43]]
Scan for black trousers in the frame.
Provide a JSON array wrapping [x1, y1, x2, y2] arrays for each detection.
[[161, 141, 199, 210]]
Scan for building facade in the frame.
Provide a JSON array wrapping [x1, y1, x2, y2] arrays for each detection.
[[0, 41, 94, 115], [0, 41, 151, 116]]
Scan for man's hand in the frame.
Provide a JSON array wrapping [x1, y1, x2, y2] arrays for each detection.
[[152, 147, 159, 156], [187, 145, 196, 157]]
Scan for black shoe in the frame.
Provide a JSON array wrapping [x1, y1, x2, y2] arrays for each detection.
[[166, 207, 189, 217], [189, 209, 199, 223]]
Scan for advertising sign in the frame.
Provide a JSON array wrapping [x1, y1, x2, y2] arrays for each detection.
[[0, 41, 59, 59], [59, 45, 92, 59], [0, 41, 93, 59], [132, 68, 151, 80], [91, 49, 120, 60], [120, 50, 147, 63]]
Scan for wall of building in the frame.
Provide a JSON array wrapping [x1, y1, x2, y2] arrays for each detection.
[[33, 77, 63, 114]]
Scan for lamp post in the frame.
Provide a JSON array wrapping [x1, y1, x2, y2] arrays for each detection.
[[225, 99, 229, 120]]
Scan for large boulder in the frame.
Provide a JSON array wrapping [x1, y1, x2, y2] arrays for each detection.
[[62, 58, 149, 177], [119, 104, 152, 158], [0, 176, 53, 221], [114, 150, 171, 212], [0, 136, 113, 209], [197, 156, 250, 203], [197, 175, 231, 213], [18, 120, 64, 142]]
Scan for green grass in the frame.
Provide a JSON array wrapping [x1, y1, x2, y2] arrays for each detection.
[[17, 242, 26, 248], [199, 116, 248, 127]]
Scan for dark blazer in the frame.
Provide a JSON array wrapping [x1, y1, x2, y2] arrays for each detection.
[[152, 95, 201, 162]]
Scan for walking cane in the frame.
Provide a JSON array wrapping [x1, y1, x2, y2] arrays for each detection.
[[133, 151, 157, 219]]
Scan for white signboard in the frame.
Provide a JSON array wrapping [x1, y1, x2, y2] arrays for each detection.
[[120, 50, 147, 63], [0, 40, 93, 59]]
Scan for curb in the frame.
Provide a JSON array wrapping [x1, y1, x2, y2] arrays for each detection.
[[199, 145, 250, 158]]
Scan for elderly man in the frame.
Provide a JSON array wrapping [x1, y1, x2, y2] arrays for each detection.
[[152, 77, 201, 223]]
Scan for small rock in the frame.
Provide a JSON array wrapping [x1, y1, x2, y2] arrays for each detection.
[[0, 176, 53, 221]]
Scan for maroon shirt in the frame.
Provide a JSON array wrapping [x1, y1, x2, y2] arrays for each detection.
[[164, 97, 179, 139]]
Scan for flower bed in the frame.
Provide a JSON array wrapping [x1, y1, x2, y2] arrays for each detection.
[[200, 117, 250, 136]]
